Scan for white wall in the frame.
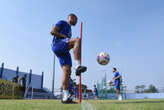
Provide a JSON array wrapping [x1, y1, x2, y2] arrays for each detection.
[[107, 93, 164, 99], [125, 93, 164, 99]]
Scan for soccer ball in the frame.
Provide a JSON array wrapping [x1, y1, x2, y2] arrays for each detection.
[[97, 52, 110, 65]]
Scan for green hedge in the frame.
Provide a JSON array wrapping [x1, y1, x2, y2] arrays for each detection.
[[0, 79, 23, 99]]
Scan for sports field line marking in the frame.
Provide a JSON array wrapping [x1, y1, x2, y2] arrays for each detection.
[[82, 101, 97, 110]]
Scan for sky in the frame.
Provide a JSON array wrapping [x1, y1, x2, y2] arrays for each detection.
[[0, 0, 164, 91]]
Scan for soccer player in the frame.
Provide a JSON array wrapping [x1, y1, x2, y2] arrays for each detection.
[[93, 85, 98, 99], [112, 67, 122, 100], [50, 13, 87, 103], [19, 74, 27, 97]]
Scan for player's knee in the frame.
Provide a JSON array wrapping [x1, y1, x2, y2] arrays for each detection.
[[68, 69, 71, 76], [68, 70, 71, 76], [65, 68, 71, 75], [75, 38, 80, 43]]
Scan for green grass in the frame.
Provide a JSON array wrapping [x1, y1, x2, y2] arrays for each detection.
[[0, 99, 163, 110]]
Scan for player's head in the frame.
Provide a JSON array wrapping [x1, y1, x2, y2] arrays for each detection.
[[68, 13, 78, 26], [112, 67, 117, 73]]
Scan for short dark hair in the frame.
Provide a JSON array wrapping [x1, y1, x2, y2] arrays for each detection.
[[113, 67, 117, 71], [68, 13, 77, 18]]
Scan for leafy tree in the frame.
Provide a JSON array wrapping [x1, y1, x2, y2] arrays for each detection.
[[140, 85, 146, 93], [144, 84, 158, 93], [135, 85, 141, 93], [107, 88, 116, 93], [135, 85, 146, 93]]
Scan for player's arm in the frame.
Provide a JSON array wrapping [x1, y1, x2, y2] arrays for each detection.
[[113, 75, 121, 80], [50, 26, 67, 38]]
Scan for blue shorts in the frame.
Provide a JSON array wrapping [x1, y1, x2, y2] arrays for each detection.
[[52, 39, 72, 67], [115, 82, 120, 91], [94, 92, 98, 96]]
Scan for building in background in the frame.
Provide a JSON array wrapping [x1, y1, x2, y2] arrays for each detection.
[[1, 67, 42, 89], [0, 62, 54, 99]]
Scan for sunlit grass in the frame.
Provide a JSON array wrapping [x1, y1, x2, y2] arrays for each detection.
[[0, 99, 163, 110]]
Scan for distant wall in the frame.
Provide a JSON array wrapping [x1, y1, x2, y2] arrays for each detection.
[[1, 68, 42, 89], [125, 93, 164, 99], [107, 93, 164, 99]]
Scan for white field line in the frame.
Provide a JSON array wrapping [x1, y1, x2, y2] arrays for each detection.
[[82, 101, 97, 110]]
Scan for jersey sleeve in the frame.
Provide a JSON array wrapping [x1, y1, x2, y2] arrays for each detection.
[[55, 20, 64, 29], [114, 72, 120, 77]]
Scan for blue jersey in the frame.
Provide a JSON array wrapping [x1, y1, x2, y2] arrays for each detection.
[[52, 20, 72, 67], [94, 87, 98, 96], [52, 20, 72, 44], [114, 72, 120, 84]]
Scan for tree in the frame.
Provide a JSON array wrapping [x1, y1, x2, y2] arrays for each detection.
[[135, 84, 158, 93], [135, 85, 140, 93], [144, 84, 158, 93], [107, 88, 116, 93], [140, 85, 146, 93], [76, 84, 88, 92], [135, 85, 146, 93]]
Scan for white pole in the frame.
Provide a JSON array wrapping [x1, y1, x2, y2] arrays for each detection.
[[52, 55, 55, 95]]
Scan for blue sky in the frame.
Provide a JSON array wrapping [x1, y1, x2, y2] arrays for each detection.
[[0, 0, 164, 91]]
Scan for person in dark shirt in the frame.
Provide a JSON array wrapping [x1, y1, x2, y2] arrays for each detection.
[[19, 74, 27, 96], [93, 85, 98, 99], [12, 75, 19, 83]]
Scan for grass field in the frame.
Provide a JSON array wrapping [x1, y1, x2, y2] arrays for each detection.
[[0, 99, 163, 110]]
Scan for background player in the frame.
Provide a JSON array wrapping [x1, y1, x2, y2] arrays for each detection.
[[112, 67, 122, 100]]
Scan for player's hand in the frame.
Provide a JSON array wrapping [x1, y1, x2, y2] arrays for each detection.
[[62, 34, 67, 38], [109, 81, 114, 86]]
